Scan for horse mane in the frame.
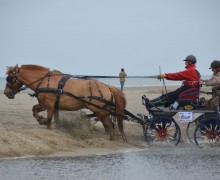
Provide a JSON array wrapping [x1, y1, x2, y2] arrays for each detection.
[[21, 64, 50, 71], [21, 64, 62, 74], [6, 64, 62, 75]]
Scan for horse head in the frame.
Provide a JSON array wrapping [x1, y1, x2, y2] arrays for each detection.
[[4, 64, 23, 99]]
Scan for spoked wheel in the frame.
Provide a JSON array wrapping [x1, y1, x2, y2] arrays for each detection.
[[194, 118, 220, 146], [186, 116, 203, 144], [144, 116, 181, 146]]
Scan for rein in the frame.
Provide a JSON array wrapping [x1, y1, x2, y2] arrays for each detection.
[[27, 71, 52, 88]]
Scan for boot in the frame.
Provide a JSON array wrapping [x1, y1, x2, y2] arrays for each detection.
[[145, 96, 167, 109], [150, 99, 164, 107], [150, 96, 169, 108], [150, 97, 162, 103], [144, 97, 153, 109], [144, 97, 164, 109]]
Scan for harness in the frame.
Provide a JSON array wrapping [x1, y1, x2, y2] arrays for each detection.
[[54, 75, 70, 109], [35, 79, 122, 117], [5, 66, 128, 119], [6, 66, 21, 94], [15, 71, 125, 119]]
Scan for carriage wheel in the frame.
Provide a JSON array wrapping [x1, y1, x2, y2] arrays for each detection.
[[144, 117, 181, 146], [186, 118, 201, 144], [194, 118, 220, 146]]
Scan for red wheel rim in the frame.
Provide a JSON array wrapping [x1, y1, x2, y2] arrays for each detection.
[[156, 129, 168, 140]]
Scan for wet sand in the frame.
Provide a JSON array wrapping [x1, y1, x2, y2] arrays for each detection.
[[0, 86, 212, 158]]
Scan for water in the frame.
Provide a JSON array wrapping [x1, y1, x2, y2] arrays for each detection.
[[0, 77, 6, 90], [0, 147, 220, 180], [0, 75, 211, 90]]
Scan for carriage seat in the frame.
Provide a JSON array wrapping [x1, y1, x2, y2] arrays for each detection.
[[172, 87, 200, 110], [178, 88, 199, 100]]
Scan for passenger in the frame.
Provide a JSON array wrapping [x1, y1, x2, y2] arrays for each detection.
[[200, 60, 220, 110], [146, 55, 200, 108]]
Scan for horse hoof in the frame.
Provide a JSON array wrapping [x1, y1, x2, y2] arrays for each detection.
[[38, 116, 48, 125]]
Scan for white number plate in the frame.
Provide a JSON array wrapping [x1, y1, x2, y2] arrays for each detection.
[[178, 112, 193, 122]]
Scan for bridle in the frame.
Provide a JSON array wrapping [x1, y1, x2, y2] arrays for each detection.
[[6, 66, 22, 95], [6, 65, 54, 96]]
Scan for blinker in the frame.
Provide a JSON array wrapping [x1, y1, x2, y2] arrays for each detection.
[[6, 76, 14, 83]]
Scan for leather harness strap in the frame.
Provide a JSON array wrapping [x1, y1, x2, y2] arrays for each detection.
[[54, 75, 70, 109]]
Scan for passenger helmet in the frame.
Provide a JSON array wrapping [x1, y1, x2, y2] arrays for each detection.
[[209, 60, 220, 69], [183, 55, 197, 64]]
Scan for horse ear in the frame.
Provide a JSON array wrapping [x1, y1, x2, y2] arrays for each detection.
[[6, 66, 12, 75], [6, 65, 17, 75], [6, 66, 9, 75]]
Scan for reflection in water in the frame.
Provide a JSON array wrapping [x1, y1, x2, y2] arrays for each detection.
[[0, 147, 220, 180]]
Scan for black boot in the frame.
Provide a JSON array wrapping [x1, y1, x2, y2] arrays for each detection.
[[145, 96, 167, 109], [144, 97, 153, 109], [150, 96, 169, 107], [150, 99, 163, 107], [153, 97, 174, 108], [144, 97, 163, 109], [150, 97, 162, 103]]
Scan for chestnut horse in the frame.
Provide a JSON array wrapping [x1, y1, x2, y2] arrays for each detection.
[[4, 64, 127, 141]]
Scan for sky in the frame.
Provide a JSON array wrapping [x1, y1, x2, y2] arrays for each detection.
[[0, 0, 220, 77]]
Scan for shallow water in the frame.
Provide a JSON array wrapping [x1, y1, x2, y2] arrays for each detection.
[[0, 147, 220, 180]]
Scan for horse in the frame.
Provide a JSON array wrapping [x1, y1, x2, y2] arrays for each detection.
[[4, 64, 127, 141]]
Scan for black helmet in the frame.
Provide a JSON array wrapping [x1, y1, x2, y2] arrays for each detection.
[[209, 60, 220, 69], [183, 55, 197, 64]]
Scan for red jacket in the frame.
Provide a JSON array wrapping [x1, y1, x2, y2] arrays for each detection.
[[165, 64, 200, 87]]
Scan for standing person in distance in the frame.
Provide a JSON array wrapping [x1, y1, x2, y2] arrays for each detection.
[[119, 68, 127, 92]]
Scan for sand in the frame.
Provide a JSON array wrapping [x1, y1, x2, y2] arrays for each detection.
[[0, 86, 212, 158]]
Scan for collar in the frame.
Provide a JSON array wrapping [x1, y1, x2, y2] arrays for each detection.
[[185, 64, 196, 69]]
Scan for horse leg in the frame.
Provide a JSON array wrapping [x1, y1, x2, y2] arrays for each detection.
[[100, 116, 115, 133], [46, 109, 54, 129], [89, 115, 116, 140], [99, 116, 116, 141], [89, 115, 112, 133], [32, 104, 47, 125], [117, 118, 127, 142], [100, 118, 109, 133]]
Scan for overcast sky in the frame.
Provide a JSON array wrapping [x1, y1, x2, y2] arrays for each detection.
[[0, 0, 220, 77]]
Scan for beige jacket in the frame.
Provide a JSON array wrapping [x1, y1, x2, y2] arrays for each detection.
[[119, 71, 127, 82], [204, 71, 220, 86], [204, 71, 220, 110]]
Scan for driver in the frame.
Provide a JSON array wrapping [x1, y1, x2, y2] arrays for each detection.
[[146, 55, 200, 108]]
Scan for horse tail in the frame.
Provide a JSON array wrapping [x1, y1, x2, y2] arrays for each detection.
[[109, 86, 127, 141]]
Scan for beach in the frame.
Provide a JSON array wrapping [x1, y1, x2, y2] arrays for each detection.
[[0, 86, 211, 158]]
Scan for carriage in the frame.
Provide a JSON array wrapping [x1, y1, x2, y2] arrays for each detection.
[[135, 87, 220, 146], [4, 64, 220, 147]]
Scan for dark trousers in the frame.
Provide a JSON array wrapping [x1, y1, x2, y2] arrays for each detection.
[[157, 85, 196, 107]]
